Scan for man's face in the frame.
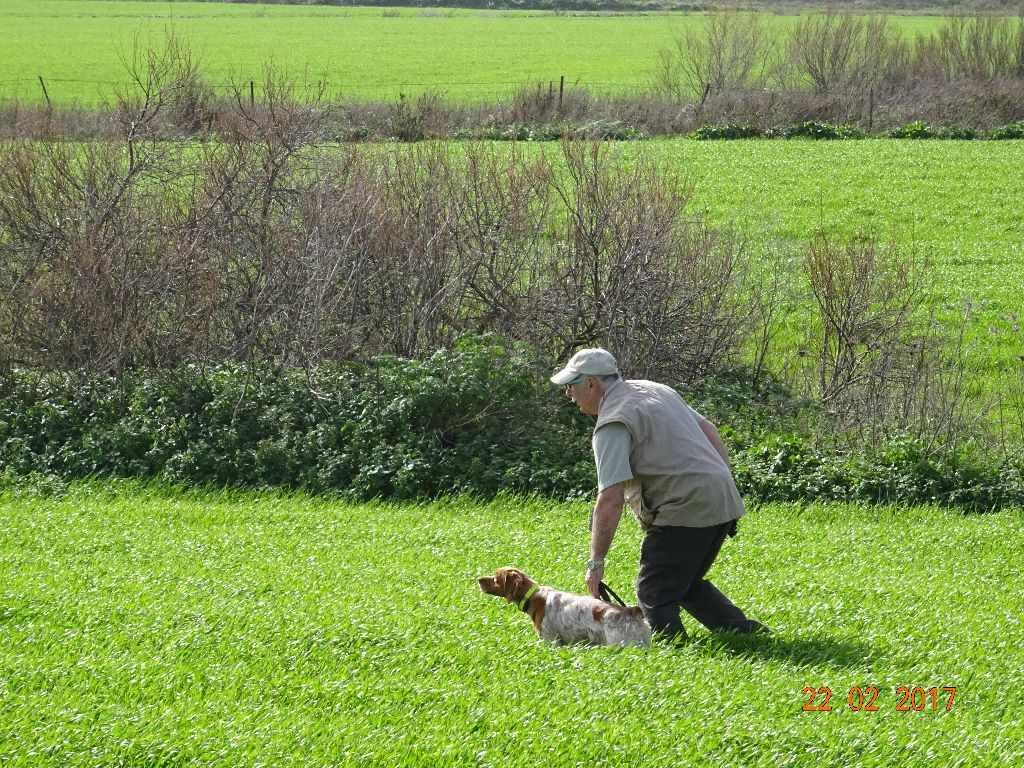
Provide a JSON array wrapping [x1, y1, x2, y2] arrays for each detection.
[[565, 376, 602, 416]]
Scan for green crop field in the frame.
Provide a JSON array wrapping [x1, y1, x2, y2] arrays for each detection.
[[0, 0, 944, 106], [1, 483, 1022, 766], [441, 137, 1023, 319], [648, 138, 1024, 313], [512, 137, 1024, 377], [671, 138, 1024, 380]]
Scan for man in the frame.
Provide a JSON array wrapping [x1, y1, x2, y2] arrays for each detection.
[[551, 348, 767, 641]]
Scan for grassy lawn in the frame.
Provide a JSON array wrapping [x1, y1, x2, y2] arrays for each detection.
[[649, 138, 1024, 349], [2, 483, 1022, 766], [0, 1, 945, 105]]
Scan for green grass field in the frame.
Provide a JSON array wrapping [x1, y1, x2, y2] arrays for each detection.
[[543, 138, 1024, 378], [1, 483, 1022, 766], [649, 138, 1024, 312], [678, 138, 1024, 384], [0, 0, 944, 105]]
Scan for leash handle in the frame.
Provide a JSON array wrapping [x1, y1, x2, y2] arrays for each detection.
[[598, 581, 628, 607]]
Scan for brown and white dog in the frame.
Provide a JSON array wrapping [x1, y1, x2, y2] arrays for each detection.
[[478, 567, 652, 647]]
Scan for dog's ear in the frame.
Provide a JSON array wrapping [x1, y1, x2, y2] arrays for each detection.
[[503, 569, 521, 599], [502, 568, 528, 602]]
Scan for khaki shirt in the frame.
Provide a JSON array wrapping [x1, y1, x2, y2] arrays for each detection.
[[594, 379, 746, 529]]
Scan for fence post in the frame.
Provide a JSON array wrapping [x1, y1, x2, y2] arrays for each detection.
[[559, 75, 564, 111], [250, 80, 255, 106], [39, 76, 51, 109]]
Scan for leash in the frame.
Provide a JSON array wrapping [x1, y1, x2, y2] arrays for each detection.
[[598, 581, 628, 607]]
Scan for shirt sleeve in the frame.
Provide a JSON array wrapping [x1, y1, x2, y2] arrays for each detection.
[[593, 422, 634, 491]]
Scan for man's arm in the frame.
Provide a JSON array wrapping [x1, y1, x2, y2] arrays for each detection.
[[586, 482, 624, 598], [699, 418, 731, 468]]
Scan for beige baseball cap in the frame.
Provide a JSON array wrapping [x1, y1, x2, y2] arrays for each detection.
[[550, 348, 619, 385]]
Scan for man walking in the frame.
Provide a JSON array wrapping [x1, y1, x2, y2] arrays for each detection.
[[551, 348, 767, 641]]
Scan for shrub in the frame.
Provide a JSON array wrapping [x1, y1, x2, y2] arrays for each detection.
[[731, 434, 850, 503], [689, 123, 762, 140], [467, 122, 569, 141], [780, 121, 841, 140], [2, 349, 1021, 510], [773, 121, 866, 140], [933, 125, 979, 140], [0, 134, 751, 384], [728, 432, 1022, 510], [786, 11, 911, 95], [0, 340, 595, 500], [990, 120, 1024, 139], [888, 120, 935, 139], [572, 119, 644, 141], [655, 8, 771, 98]]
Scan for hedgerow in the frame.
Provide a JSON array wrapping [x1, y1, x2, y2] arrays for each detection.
[[2, 341, 1020, 510], [0, 339, 592, 500]]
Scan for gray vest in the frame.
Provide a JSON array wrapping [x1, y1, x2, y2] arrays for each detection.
[[595, 379, 746, 529]]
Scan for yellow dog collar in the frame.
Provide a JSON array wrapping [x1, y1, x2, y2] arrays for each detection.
[[517, 584, 539, 612]]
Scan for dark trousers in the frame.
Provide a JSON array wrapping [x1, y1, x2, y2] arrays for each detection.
[[636, 521, 764, 641]]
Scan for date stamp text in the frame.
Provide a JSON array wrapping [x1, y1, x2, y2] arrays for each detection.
[[802, 686, 957, 712]]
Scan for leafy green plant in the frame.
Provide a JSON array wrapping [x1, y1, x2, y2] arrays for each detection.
[[0, 339, 596, 500], [772, 122, 866, 140], [483, 122, 568, 141], [3, 348, 1021, 509], [573, 119, 644, 140], [989, 121, 1024, 140], [933, 125, 979, 140], [887, 120, 935, 139], [689, 123, 762, 140]]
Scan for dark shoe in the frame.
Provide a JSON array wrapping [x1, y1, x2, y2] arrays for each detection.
[[749, 621, 771, 635], [713, 620, 770, 636]]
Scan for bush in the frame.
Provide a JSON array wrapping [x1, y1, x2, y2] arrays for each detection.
[[777, 121, 840, 140], [689, 123, 762, 140], [0, 339, 595, 500], [472, 122, 568, 141], [573, 120, 644, 141], [888, 120, 935, 139], [990, 121, 1024, 139], [731, 434, 850, 503], [729, 433, 1021, 510], [933, 125, 980, 140], [2, 349, 1021, 510], [772, 121, 866, 140], [0, 135, 749, 383]]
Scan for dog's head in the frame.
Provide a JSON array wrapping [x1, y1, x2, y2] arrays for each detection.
[[477, 567, 536, 605]]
